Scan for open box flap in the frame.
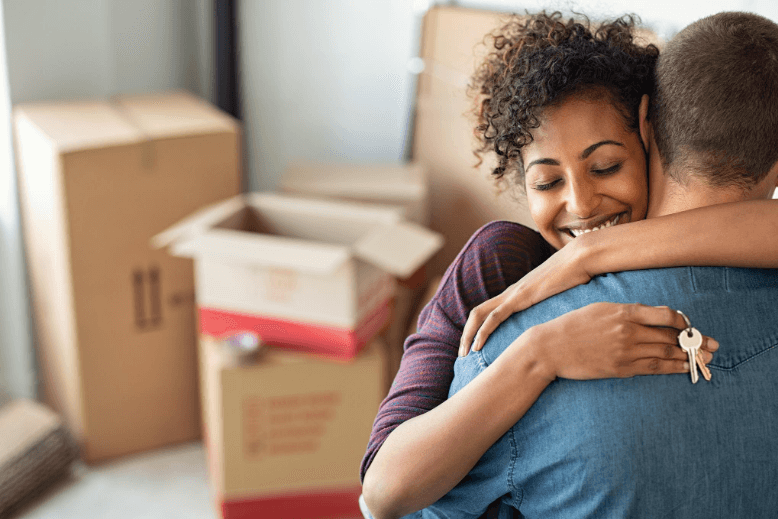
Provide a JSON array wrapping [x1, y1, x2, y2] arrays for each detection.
[[170, 228, 351, 275], [353, 222, 444, 279], [151, 195, 248, 250]]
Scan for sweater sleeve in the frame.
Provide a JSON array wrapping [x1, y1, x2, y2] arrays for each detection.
[[360, 221, 554, 481]]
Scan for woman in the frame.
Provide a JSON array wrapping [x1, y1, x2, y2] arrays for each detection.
[[361, 12, 772, 519]]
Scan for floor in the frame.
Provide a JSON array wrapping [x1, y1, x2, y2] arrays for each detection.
[[11, 442, 365, 519], [12, 443, 218, 519]]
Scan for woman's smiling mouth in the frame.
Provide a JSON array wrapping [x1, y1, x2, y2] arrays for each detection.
[[563, 213, 625, 239]]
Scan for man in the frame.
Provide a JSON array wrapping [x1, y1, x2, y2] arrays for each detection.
[[421, 11, 778, 518]]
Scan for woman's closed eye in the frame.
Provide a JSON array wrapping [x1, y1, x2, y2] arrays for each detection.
[[531, 178, 562, 191], [592, 162, 624, 176]]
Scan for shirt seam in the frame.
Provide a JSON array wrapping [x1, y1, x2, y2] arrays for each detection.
[[508, 426, 523, 510], [709, 340, 778, 371]]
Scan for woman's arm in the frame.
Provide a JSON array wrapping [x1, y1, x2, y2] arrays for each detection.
[[581, 199, 778, 272], [363, 325, 553, 519], [363, 303, 709, 519], [360, 223, 551, 482], [463, 199, 778, 353]]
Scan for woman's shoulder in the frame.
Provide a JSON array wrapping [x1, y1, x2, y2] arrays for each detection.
[[459, 220, 554, 268], [435, 220, 554, 308]]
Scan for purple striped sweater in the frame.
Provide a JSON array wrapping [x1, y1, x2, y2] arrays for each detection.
[[361, 221, 554, 481]]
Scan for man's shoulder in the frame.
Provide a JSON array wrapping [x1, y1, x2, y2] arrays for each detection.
[[481, 266, 778, 365], [542, 265, 778, 306]]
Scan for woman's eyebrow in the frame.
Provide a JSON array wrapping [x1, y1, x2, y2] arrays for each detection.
[[580, 140, 624, 159], [525, 158, 560, 171]]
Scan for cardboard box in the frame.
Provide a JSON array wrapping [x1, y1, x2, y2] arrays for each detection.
[[279, 161, 437, 379], [153, 193, 444, 359], [200, 336, 386, 519], [413, 6, 532, 275], [413, 6, 661, 274], [13, 91, 241, 463], [0, 400, 78, 517], [280, 162, 430, 225]]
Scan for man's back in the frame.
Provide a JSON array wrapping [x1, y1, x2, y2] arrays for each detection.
[[426, 266, 778, 518]]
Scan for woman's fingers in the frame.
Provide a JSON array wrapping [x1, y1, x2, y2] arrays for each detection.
[[626, 304, 719, 356], [627, 358, 690, 376], [631, 342, 687, 362], [624, 304, 688, 329], [460, 296, 503, 356], [630, 341, 711, 363], [702, 336, 719, 353], [472, 303, 514, 352]]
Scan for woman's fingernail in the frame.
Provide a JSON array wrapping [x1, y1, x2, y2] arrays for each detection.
[[683, 361, 690, 370], [709, 339, 719, 351]]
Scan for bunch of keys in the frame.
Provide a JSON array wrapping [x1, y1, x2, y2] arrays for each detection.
[[677, 310, 712, 384]]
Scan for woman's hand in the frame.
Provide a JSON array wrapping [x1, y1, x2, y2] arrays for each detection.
[[520, 303, 718, 381], [460, 240, 592, 356]]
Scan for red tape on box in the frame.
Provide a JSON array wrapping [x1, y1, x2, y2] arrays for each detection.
[[221, 486, 363, 519], [199, 299, 391, 360]]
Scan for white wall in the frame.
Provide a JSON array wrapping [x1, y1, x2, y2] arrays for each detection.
[[238, 0, 778, 190], [0, 0, 30, 401], [4, 0, 211, 103], [238, 0, 424, 191], [0, 0, 213, 399], [464, 0, 778, 40]]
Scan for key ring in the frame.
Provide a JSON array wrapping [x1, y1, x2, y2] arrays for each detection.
[[676, 310, 693, 337]]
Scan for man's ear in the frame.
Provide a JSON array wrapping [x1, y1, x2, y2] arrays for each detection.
[[638, 94, 650, 152]]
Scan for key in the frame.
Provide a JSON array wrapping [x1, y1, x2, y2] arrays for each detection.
[[678, 327, 703, 384], [696, 351, 712, 381]]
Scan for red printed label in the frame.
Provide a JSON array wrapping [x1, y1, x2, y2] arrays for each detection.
[[242, 392, 341, 459]]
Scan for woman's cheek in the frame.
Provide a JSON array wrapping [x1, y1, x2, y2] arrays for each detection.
[[526, 193, 563, 248]]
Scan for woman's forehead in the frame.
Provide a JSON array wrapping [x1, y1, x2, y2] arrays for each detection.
[[527, 97, 635, 157]]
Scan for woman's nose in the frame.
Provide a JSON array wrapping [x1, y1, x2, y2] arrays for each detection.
[[565, 177, 601, 218]]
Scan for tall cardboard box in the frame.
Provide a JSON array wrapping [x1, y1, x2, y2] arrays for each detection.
[[201, 336, 386, 519], [14, 91, 241, 463], [154, 193, 443, 360], [414, 6, 532, 275]]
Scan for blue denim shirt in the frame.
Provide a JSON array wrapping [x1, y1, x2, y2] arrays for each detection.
[[418, 267, 778, 518]]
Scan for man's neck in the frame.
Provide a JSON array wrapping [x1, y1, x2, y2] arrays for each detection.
[[647, 178, 749, 218], [646, 145, 775, 217]]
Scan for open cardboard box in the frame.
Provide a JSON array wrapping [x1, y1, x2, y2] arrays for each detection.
[[153, 193, 443, 359], [279, 161, 438, 383]]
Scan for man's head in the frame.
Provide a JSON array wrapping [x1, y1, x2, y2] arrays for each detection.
[[648, 12, 778, 200]]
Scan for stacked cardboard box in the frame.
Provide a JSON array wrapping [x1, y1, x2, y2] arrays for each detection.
[[279, 162, 437, 385], [14, 91, 241, 463], [154, 191, 442, 517], [154, 192, 442, 360], [200, 336, 386, 519]]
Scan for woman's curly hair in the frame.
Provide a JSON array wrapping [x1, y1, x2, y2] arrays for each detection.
[[471, 12, 659, 186]]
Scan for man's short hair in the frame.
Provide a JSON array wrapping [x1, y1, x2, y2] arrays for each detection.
[[649, 12, 778, 189]]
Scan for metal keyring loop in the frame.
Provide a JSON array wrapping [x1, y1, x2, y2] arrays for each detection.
[[676, 310, 693, 336]]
